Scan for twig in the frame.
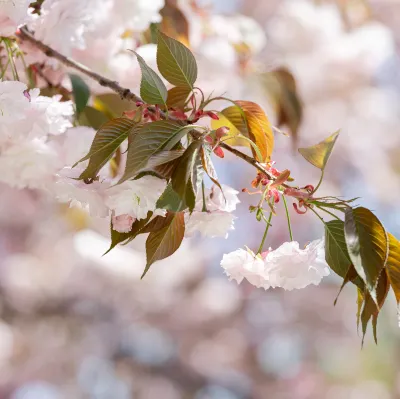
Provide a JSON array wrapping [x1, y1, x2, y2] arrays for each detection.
[[17, 26, 290, 184], [18, 26, 142, 103]]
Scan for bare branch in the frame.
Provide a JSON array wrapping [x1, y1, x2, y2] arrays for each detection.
[[18, 26, 142, 103]]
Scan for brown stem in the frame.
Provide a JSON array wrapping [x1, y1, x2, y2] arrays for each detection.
[[18, 26, 142, 103], [17, 26, 288, 184]]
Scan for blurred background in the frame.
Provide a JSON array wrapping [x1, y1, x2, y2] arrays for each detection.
[[1, 0, 400, 398]]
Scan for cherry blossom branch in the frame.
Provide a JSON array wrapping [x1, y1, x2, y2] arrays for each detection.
[[17, 26, 291, 186]]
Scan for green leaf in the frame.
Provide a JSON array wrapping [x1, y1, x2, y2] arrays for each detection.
[[133, 51, 168, 106], [156, 31, 197, 89], [76, 118, 137, 181], [166, 86, 191, 109], [104, 212, 153, 254], [298, 131, 339, 170], [386, 233, 400, 303], [325, 220, 354, 279], [201, 145, 223, 192], [143, 212, 185, 277], [119, 120, 192, 183], [70, 74, 90, 116], [156, 183, 185, 212], [171, 141, 203, 212], [146, 150, 184, 170], [344, 207, 389, 302]]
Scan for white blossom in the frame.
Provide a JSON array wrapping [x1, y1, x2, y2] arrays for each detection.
[[185, 211, 235, 239], [112, 214, 135, 233], [52, 167, 109, 217], [220, 248, 270, 289], [264, 239, 330, 290], [0, 138, 60, 189], [207, 184, 240, 213], [61, 126, 96, 167], [0, 0, 32, 37], [111, 0, 164, 32], [29, 90, 74, 135], [30, 0, 110, 56], [0, 80, 30, 134], [106, 176, 167, 221]]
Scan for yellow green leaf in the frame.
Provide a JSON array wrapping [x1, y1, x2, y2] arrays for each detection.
[[298, 131, 339, 170], [386, 233, 400, 303], [344, 207, 389, 303]]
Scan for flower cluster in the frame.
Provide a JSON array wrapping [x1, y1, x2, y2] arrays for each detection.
[[221, 240, 330, 291]]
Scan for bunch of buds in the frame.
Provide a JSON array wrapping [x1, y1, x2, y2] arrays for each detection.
[[123, 102, 162, 122], [247, 163, 291, 207], [204, 126, 230, 158]]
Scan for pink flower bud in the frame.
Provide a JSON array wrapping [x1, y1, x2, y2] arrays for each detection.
[[206, 111, 219, 120], [136, 101, 144, 107], [213, 146, 225, 158], [205, 135, 214, 144], [215, 126, 230, 139], [112, 214, 135, 233], [194, 109, 204, 118], [303, 185, 315, 193]]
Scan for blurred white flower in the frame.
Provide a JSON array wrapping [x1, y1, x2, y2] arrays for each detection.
[[185, 211, 235, 239], [109, 43, 157, 92], [61, 126, 96, 167], [207, 184, 240, 213], [0, 138, 60, 189], [0, 0, 32, 37], [207, 14, 266, 55], [0, 80, 30, 132], [112, 0, 164, 32], [220, 248, 270, 289], [264, 239, 330, 290], [53, 167, 109, 217], [106, 176, 167, 220], [29, 91, 74, 135], [231, 15, 267, 54], [30, 0, 109, 56], [112, 214, 135, 233]]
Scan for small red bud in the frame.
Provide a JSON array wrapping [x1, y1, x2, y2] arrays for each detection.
[[213, 146, 225, 158], [304, 184, 315, 193], [205, 135, 214, 144], [206, 111, 219, 120], [215, 126, 230, 139], [195, 109, 204, 118], [261, 178, 270, 186]]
